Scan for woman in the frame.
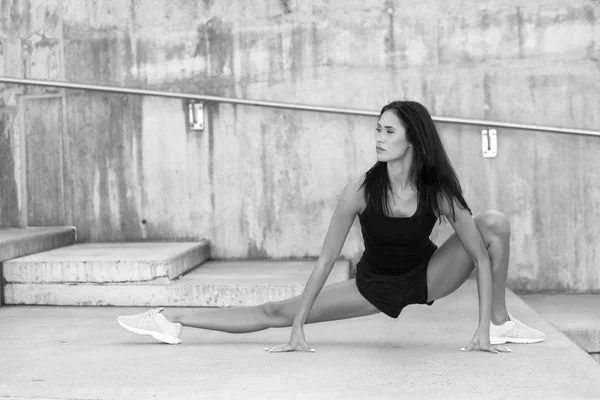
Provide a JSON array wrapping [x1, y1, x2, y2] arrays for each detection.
[[117, 101, 544, 354]]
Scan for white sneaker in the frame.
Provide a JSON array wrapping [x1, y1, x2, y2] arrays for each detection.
[[117, 308, 182, 344], [490, 312, 545, 345]]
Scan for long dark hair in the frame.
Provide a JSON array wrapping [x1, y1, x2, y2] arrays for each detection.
[[359, 101, 471, 222]]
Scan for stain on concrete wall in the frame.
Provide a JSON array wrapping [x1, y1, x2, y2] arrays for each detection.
[[0, 107, 20, 226], [208, 102, 375, 261], [63, 92, 145, 241], [24, 96, 63, 225], [64, 31, 124, 84], [139, 96, 212, 241], [1, 0, 599, 291], [1, 0, 66, 226], [10, 0, 62, 83]]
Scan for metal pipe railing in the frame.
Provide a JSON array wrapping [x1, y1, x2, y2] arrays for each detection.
[[1, 77, 598, 137]]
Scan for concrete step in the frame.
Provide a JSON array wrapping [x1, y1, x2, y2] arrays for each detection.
[[4, 259, 350, 307], [0, 226, 76, 262], [519, 293, 600, 363], [0, 226, 76, 306], [3, 241, 210, 284]]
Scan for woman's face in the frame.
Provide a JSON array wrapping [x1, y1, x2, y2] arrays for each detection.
[[374, 110, 412, 162]]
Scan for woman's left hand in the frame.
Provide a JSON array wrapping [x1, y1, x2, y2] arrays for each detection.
[[460, 329, 512, 354]]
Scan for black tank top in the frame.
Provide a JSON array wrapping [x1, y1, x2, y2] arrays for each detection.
[[357, 203, 438, 276]]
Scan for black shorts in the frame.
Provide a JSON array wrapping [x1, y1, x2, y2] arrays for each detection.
[[355, 245, 438, 319]]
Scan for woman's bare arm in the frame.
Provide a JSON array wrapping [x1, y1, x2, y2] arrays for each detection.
[[292, 178, 363, 328], [439, 197, 492, 331]]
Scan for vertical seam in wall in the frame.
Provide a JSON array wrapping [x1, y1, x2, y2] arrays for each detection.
[[208, 103, 216, 247], [0, 262, 4, 305], [59, 97, 67, 225], [18, 95, 28, 227], [17, 94, 64, 226], [58, 0, 67, 225]]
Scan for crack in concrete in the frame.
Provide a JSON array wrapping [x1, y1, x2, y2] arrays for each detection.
[[7, 274, 172, 284]]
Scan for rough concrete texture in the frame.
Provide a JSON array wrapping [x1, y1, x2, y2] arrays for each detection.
[[25, 96, 65, 226], [520, 293, 600, 354], [0, 227, 77, 262], [3, 241, 210, 283], [1, 0, 599, 291], [0, 227, 76, 306], [4, 260, 350, 307], [0, 106, 22, 227], [1, 280, 599, 400]]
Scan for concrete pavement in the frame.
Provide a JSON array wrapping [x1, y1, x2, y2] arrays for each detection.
[[1, 280, 599, 400], [520, 293, 600, 363]]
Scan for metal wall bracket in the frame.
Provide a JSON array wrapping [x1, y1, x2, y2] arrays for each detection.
[[188, 101, 204, 130], [482, 128, 497, 158]]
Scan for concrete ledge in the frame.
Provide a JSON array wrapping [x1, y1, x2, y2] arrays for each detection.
[[4, 260, 349, 306], [3, 241, 210, 284], [0, 227, 76, 262], [0, 227, 76, 307]]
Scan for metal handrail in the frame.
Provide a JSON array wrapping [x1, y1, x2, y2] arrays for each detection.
[[1, 77, 598, 137]]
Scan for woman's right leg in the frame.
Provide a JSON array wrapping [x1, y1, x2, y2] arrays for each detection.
[[162, 278, 380, 333]]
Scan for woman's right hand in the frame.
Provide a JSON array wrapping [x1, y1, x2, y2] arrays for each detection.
[[264, 325, 315, 353]]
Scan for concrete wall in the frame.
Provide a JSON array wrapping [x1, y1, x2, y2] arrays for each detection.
[[1, 0, 599, 292]]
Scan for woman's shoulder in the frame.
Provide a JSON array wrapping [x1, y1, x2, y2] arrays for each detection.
[[343, 174, 366, 196], [341, 174, 367, 215]]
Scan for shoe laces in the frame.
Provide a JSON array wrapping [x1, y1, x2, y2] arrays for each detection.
[[511, 316, 526, 329], [140, 308, 161, 328]]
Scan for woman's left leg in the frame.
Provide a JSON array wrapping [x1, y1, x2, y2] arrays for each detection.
[[425, 209, 511, 325]]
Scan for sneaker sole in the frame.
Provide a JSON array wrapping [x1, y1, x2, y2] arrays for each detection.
[[490, 337, 508, 345], [118, 320, 181, 345], [490, 336, 544, 345]]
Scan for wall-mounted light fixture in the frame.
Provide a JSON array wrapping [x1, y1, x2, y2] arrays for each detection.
[[482, 128, 497, 158], [188, 101, 204, 131]]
